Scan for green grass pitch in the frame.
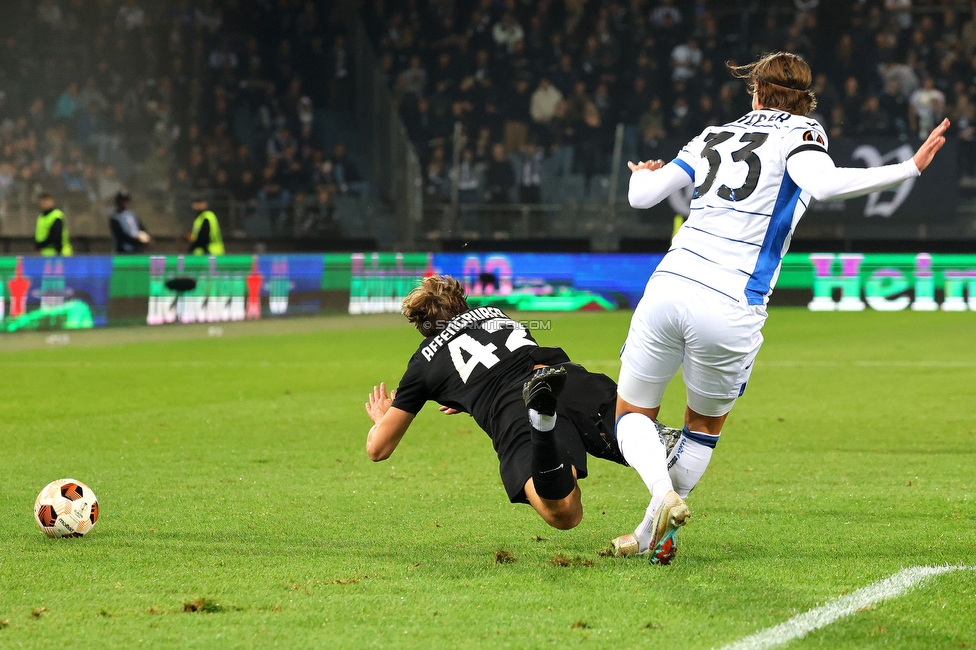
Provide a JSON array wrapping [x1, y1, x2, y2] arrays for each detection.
[[1, 310, 974, 648]]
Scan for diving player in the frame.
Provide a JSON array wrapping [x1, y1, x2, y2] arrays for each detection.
[[364, 274, 680, 539], [611, 51, 950, 563]]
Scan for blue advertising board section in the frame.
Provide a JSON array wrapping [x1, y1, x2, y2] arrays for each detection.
[[255, 254, 325, 316], [27, 257, 114, 326], [0, 256, 113, 331], [431, 253, 664, 310]]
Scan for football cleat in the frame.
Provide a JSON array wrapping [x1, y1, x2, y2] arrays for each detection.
[[649, 490, 690, 565], [522, 366, 567, 416], [611, 533, 641, 557]]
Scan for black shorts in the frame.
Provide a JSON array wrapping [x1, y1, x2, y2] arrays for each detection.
[[488, 362, 626, 504]]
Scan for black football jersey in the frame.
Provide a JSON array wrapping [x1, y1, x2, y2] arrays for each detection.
[[392, 306, 543, 434]]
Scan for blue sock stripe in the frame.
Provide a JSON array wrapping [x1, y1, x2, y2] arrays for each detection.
[[615, 411, 644, 431], [614, 413, 628, 431], [682, 426, 720, 449]]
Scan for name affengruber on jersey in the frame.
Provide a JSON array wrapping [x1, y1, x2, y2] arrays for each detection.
[[419, 306, 535, 362]]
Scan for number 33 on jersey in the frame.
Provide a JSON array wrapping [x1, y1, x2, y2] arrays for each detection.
[[676, 109, 828, 211], [659, 109, 829, 306]]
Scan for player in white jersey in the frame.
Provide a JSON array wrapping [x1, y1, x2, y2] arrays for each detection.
[[608, 52, 949, 564]]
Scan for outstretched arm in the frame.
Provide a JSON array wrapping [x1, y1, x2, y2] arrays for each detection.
[[365, 382, 415, 461], [788, 119, 949, 202], [628, 159, 695, 209]]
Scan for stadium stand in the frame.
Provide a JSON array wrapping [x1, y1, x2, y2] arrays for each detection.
[[0, 0, 372, 248], [365, 0, 976, 209], [2, 0, 975, 250]]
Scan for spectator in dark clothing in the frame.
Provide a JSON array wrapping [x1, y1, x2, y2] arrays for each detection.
[[639, 123, 668, 162], [695, 94, 721, 128], [501, 77, 533, 124], [550, 53, 578, 96], [403, 95, 439, 149], [574, 102, 608, 179], [109, 191, 151, 253], [280, 146, 311, 195], [258, 161, 291, 224], [857, 96, 894, 137], [330, 142, 362, 193], [841, 76, 864, 127], [810, 73, 840, 119], [619, 77, 653, 126], [669, 95, 694, 140], [231, 169, 258, 202], [298, 185, 341, 237], [484, 143, 515, 203], [518, 142, 543, 204], [329, 35, 352, 108], [879, 77, 910, 138], [227, 144, 255, 184]]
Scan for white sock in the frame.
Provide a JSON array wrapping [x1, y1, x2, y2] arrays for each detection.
[[616, 413, 673, 552], [668, 428, 719, 498], [528, 408, 556, 432], [633, 502, 661, 552]]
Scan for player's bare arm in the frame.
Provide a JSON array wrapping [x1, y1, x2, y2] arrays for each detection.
[[627, 159, 664, 172], [365, 382, 414, 461], [913, 118, 950, 173]]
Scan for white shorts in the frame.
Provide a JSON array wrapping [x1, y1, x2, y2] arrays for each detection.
[[618, 273, 767, 417]]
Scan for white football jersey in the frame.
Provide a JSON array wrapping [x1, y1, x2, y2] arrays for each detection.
[[654, 108, 829, 306]]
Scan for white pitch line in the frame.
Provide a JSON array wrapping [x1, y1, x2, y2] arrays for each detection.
[[575, 359, 976, 369], [718, 565, 974, 650], [761, 360, 976, 368]]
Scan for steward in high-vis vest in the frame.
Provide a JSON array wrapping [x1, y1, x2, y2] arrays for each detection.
[[188, 198, 225, 256], [35, 193, 73, 256]]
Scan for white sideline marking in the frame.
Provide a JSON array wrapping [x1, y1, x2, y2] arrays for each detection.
[[575, 359, 976, 370], [762, 360, 976, 368], [718, 565, 974, 650]]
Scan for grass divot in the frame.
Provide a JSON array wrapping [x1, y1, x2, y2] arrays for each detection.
[[183, 598, 221, 613]]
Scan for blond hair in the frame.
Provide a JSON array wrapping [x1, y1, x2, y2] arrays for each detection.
[[401, 274, 469, 337], [728, 52, 817, 116]]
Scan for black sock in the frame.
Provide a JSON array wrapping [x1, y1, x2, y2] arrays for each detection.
[[531, 427, 575, 500]]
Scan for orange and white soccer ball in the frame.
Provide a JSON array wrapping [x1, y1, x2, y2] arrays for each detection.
[[34, 479, 99, 538]]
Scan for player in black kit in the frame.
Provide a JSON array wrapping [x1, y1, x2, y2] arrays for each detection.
[[365, 275, 677, 535]]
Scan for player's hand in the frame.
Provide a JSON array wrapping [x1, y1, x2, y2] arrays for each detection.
[[627, 159, 665, 173], [913, 118, 949, 173], [365, 382, 395, 424], [438, 405, 460, 415], [137, 231, 151, 244]]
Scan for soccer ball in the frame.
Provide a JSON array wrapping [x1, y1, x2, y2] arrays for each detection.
[[34, 479, 99, 538]]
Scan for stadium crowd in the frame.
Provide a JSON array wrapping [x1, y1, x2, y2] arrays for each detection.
[[189, 0, 365, 236], [0, 0, 359, 239], [0, 0, 177, 224], [4, 0, 976, 241], [365, 0, 976, 205]]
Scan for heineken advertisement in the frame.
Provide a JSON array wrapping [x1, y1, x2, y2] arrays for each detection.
[[1, 252, 975, 332], [777, 253, 976, 311]]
